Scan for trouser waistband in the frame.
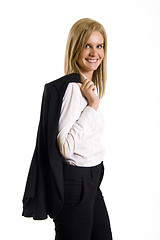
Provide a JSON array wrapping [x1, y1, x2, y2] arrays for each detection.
[[62, 160, 104, 178]]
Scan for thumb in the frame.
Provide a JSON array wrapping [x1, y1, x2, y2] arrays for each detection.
[[76, 83, 82, 88]]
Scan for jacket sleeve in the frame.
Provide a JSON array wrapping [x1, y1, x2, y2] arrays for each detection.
[[22, 84, 50, 219]]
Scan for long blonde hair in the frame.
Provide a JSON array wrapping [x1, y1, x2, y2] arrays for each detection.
[[64, 18, 107, 99]]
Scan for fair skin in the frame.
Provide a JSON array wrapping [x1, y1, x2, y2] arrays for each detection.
[[76, 31, 104, 110]]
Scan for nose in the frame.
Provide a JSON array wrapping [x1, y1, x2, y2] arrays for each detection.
[[89, 47, 98, 56]]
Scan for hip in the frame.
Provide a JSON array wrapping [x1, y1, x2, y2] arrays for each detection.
[[62, 160, 105, 207]]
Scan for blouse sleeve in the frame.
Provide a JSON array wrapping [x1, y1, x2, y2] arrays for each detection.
[[57, 83, 97, 159]]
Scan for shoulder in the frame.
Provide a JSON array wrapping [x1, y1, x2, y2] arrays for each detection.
[[63, 82, 81, 99], [42, 73, 81, 101], [45, 73, 81, 91]]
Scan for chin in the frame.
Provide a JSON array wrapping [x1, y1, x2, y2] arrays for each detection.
[[84, 61, 101, 71], [86, 65, 100, 72]]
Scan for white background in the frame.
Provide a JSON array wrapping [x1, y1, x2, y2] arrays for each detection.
[[0, 0, 160, 239]]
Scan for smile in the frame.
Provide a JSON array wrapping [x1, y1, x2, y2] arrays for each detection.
[[86, 59, 98, 63]]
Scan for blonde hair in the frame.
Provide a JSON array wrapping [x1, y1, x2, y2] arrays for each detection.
[[64, 18, 107, 99]]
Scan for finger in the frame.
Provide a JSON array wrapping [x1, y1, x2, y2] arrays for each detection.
[[82, 79, 94, 90], [76, 83, 82, 88], [85, 82, 95, 92], [91, 85, 96, 91], [81, 79, 90, 89], [87, 83, 95, 90], [83, 79, 93, 86]]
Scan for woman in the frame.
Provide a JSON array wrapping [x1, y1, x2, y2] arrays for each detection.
[[22, 18, 113, 240], [53, 18, 113, 239]]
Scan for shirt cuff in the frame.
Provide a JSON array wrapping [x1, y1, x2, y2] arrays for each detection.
[[76, 105, 97, 129]]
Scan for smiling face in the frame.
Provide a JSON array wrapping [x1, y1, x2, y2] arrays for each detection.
[[77, 31, 104, 80]]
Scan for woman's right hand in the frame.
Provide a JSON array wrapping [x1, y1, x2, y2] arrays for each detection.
[[77, 79, 100, 111]]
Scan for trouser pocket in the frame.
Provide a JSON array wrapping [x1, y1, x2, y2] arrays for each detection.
[[63, 175, 84, 206]]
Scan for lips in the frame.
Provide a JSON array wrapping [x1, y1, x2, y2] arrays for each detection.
[[86, 59, 98, 63]]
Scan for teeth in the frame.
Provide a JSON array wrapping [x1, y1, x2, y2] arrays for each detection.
[[87, 59, 97, 63]]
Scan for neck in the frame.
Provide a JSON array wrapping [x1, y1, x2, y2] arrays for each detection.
[[80, 71, 93, 81]]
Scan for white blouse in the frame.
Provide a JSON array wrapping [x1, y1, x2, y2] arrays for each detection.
[[57, 79, 106, 167]]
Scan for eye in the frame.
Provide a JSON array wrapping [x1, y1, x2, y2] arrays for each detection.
[[97, 44, 104, 49], [85, 44, 90, 49]]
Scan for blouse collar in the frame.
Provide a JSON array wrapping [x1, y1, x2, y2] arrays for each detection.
[[79, 72, 87, 83], [79, 71, 98, 96]]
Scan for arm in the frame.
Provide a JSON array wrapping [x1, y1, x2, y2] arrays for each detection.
[[57, 83, 97, 159], [77, 79, 100, 111]]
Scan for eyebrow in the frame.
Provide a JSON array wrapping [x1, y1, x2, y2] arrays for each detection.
[[86, 42, 104, 45]]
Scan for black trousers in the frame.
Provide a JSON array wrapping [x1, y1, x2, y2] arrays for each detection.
[[53, 161, 113, 240]]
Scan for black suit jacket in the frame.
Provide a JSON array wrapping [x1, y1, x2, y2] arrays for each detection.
[[22, 73, 81, 220]]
